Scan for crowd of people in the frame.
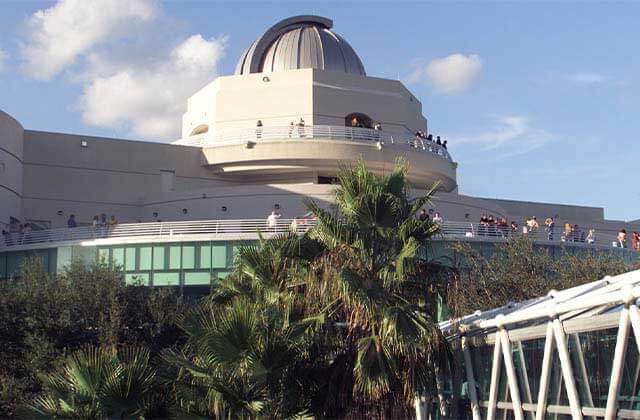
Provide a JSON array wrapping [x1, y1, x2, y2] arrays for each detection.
[[414, 130, 448, 150], [1, 222, 33, 246], [414, 210, 640, 251], [265, 209, 317, 234]]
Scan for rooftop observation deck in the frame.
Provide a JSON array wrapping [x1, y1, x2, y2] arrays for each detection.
[[174, 125, 457, 190], [0, 218, 632, 255]]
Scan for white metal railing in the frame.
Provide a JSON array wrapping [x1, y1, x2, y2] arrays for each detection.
[[173, 125, 453, 161], [0, 219, 631, 251]]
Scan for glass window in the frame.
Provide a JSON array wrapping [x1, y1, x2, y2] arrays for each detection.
[[153, 246, 165, 270], [212, 244, 227, 268], [98, 248, 109, 264], [513, 339, 545, 405], [471, 345, 494, 401], [125, 273, 149, 286], [184, 272, 211, 285], [125, 247, 136, 271], [169, 246, 181, 269], [199, 245, 211, 269], [618, 328, 640, 411], [139, 247, 152, 270], [215, 271, 230, 281], [569, 329, 617, 408], [153, 272, 179, 286], [182, 245, 195, 269], [0, 254, 6, 279], [112, 248, 124, 267]]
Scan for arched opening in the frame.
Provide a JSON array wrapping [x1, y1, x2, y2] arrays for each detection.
[[345, 113, 373, 129], [190, 124, 209, 136]]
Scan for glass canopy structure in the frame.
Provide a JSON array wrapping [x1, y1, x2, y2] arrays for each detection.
[[439, 269, 640, 420]]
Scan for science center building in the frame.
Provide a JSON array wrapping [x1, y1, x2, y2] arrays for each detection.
[[0, 15, 637, 286]]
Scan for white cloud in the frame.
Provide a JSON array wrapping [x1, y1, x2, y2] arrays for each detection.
[[450, 115, 551, 158], [79, 34, 226, 139], [566, 72, 605, 85], [20, 0, 156, 80], [408, 54, 482, 94]]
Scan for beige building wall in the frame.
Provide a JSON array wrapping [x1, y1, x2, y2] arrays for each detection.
[[312, 70, 427, 135], [181, 68, 428, 139], [21, 130, 233, 227], [0, 110, 23, 227]]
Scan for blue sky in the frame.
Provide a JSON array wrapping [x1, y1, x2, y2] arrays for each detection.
[[0, 1, 638, 221]]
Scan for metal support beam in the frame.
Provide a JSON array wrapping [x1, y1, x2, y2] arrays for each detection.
[[499, 327, 525, 420], [536, 323, 555, 420], [487, 331, 503, 420], [462, 337, 482, 420], [552, 317, 583, 420], [605, 306, 631, 420]]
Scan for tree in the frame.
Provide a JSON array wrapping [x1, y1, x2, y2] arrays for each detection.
[[26, 346, 164, 419], [302, 160, 453, 416], [447, 237, 632, 316], [164, 234, 321, 419], [0, 259, 183, 418]]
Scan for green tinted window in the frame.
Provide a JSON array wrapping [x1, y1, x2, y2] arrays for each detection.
[[98, 248, 109, 264], [153, 272, 180, 286], [125, 273, 149, 286], [184, 272, 211, 285], [153, 246, 165, 270], [139, 247, 152, 270], [169, 246, 181, 269], [215, 271, 230, 280], [199, 245, 211, 268], [125, 247, 136, 271], [182, 246, 195, 269], [112, 248, 124, 267], [212, 244, 227, 268]]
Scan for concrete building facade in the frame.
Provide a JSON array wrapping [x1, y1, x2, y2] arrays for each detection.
[[0, 15, 637, 280]]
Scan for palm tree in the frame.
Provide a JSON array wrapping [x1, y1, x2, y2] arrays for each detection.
[[164, 234, 321, 419], [26, 346, 162, 419], [166, 161, 454, 418], [303, 160, 453, 416]]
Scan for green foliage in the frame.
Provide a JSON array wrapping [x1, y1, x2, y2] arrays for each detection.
[[26, 346, 161, 419], [302, 160, 452, 416], [0, 259, 183, 418], [164, 234, 320, 419], [447, 237, 632, 316]]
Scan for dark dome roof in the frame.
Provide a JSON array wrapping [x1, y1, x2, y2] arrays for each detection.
[[234, 15, 366, 76]]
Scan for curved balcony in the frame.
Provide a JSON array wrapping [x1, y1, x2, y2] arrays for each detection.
[[176, 125, 453, 161], [0, 219, 632, 254], [179, 125, 458, 190]]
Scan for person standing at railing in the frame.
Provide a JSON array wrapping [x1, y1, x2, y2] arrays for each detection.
[[99, 213, 108, 238], [67, 214, 77, 228], [442, 140, 447, 150], [297, 118, 305, 138], [562, 223, 572, 242], [289, 217, 298, 234], [617, 229, 627, 248], [374, 122, 382, 142], [21, 223, 31, 245], [586, 229, 596, 244], [256, 120, 263, 139], [288, 121, 294, 138], [544, 217, 555, 241], [432, 212, 443, 224], [2, 229, 12, 246], [418, 209, 429, 222], [267, 210, 281, 233]]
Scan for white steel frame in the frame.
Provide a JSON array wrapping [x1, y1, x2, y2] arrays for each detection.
[[440, 269, 640, 420]]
